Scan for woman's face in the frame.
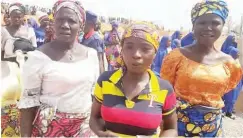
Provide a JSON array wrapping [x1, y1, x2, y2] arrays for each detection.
[[193, 13, 224, 47], [10, 10, 24, 26], [40, 18, 50, 28], [3, 15, 10, 25], [167, 39, 171, 47], [54, 7, 80, 43], [122, 37, 156, 74]]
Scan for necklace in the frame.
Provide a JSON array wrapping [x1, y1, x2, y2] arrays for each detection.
[[66, 46, 76, 61]]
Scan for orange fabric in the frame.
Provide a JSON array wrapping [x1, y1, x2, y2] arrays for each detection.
[[160, 49, 242, 108]]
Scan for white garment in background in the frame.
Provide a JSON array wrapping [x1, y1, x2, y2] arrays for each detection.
[[18, 48, 99, 114], [1, 26, 37, 58], [167, 47, 172, 53]]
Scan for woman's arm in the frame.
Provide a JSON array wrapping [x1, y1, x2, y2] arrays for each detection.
[[29, 27, 37, 47], [20, 107, 37, 137], [89, 100, 117, 137], [160, 111, 178, 137]]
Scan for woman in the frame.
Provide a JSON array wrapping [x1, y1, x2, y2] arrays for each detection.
[[181, 32, 195, 47], [152, 36, 172, 77], [35, 11, 50, 47], [221, 34, 237, 54], [1, 51, 24, 137], [1, 3, 37, 59], [171, 30, 182, 49], [221, 35, 243, 119], [104, 21, 121, 71], [90, 22, 178, 137], [160, 0, 242, 137], [18, 0, 98, 137], [27, 18, 39, 29], [3, 13, 10, 26], [44, 21, 55, 43]]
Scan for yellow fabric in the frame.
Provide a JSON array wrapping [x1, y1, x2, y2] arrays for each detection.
[[121, 22, 159, 50], [1, 62, 22, 137], [94, 68, 171, 104], [106, 130, 159, 138], [160, 49, 243, 108]]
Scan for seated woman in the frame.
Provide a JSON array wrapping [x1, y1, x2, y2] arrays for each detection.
[[160, 0, 243, 137], [90, 22, 177, 137]]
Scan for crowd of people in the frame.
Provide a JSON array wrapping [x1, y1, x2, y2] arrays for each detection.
[[1, 0, 243, 137]]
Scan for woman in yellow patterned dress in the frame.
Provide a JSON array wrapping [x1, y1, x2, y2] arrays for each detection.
[[160, 0, 243, 137], [1, 59, 22, 137]]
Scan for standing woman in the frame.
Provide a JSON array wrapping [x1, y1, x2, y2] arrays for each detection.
[[161, 0, 242, 137], [221, 35, 243, 119], [1, 3, 37, 59], [152, 36, 172, 77], [221, 34, 237, 55], [18, 0, 98, 137], [90, 22, 177, 137], [104, 21, 121, 71], [171, 30, 182, 49], [35, 11, 50, 47]]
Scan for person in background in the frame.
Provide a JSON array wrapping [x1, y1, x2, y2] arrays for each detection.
[[181, 32, 195, 47], [3, 13, 10, 26], [95, 20, 104, 39], [171, 30, 182, 49], [152, 36, 172, 77], [221, 35, 243, 119], [160, 0, 242, 137], [1, 2, 37, 59], [44, 21, 55, 43], [104, 21, 121, 71], [18, 0, 98, 137], [1, 50, 24, 137], [90, 22, 177, 137], [35, 11, 50, 47], [82, 10, 105, 74], [27, 18, 39, 30], [221, 34, 237, 54]]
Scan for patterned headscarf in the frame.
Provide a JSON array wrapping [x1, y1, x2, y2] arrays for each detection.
[[121, 22, 159, 51], [191, 0, 229, 23], [8, 3, 25, 14], [52, 0, 86, 28]]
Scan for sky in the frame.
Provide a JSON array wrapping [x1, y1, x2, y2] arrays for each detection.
[[3, 0, 243, 30]]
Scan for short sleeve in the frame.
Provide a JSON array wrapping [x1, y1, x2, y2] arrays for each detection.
[[93, 71, 112, 103], [162, 82, 176, 116], [160, 49, 181, 85], [94, 75, 104, 103], [18, 52, 43, 109], [225, 60, 243, 93]]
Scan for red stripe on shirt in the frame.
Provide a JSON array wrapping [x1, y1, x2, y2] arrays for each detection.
[[101, 105, 162, 129]]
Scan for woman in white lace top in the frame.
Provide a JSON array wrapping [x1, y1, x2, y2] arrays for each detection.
[[18, 0, 99, 137]]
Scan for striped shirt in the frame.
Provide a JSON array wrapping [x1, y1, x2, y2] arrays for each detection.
[[94, 69, 176, 137]]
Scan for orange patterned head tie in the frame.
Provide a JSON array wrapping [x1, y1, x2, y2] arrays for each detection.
[[121, 22, 159, 51]]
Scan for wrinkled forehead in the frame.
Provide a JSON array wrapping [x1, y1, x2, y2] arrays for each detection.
[[55, 7, 78, 19]]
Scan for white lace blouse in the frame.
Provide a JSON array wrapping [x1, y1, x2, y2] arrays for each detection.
[[18, 48, 99, 114]]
